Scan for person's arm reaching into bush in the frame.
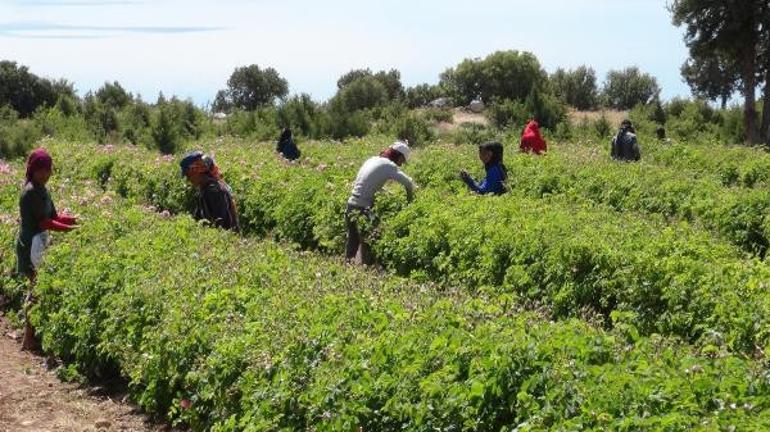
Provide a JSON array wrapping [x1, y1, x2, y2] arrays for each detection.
[[393, 169, 415, 203]]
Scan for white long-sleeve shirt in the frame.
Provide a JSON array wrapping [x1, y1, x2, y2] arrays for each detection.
[[347, 156, 415, 208]]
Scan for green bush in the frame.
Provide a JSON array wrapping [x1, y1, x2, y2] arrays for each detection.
[[404, 84, 447, 108], [9, 197, 769, 430], [525, 85, 567, 131], [0, 108, 42, 159], [550, 66, 598, 110], [440, 50, 547, 106], [276, 94, 323, 138], [83, 98, 120, 144], [151, 103, 181, 154], [389, 112, 435, 148], [331, 76, 389, 112], [486, 98, 528, 129], [601, 67, 660, 110], [34, 106, 92, 143], [450, 123, 499, 145], [222, 109, 279, 141], [321, 108, 371, 140], [419, 108, 453, 124]]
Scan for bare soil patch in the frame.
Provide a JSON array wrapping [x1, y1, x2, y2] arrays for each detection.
[[0, 316, 168, 432]]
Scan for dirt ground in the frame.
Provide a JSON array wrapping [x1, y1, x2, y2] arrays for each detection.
[[0, 316, 168, 432], [440, 108, 627, 133], [568, 109, 628, 126]]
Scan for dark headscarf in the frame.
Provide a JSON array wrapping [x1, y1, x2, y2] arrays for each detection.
[[180, 150, 204, 177], [26, 148, 53, 183], [620, 119, 636, 134], [615, 119, 636, 145], [479, 141, 507, 180], [278, 128, 292, 144], [379, 148, 402, 164]]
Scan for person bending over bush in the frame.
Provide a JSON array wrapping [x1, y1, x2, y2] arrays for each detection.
[[276, 127, 301, 161], [346, 141, 415, 265], [611, 119, 641, 162], [180, 151, 240, 232], [460, 141, 508, 195]]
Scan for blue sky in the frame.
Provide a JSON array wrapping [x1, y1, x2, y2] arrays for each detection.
[[1, 0, 691, 106]]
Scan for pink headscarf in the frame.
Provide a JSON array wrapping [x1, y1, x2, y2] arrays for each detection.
[[26, 148, 53, 182]]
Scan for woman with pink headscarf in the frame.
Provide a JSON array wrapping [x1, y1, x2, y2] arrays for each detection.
[[16, 148, 77, 350]]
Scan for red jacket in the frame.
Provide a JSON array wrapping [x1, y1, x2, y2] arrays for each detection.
[[520, 121, 547, 155]]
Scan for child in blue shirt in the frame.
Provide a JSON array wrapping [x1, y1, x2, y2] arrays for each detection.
[[460, 141, 508, 195]]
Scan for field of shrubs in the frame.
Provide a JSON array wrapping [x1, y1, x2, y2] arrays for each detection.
[[4, 133, 770, 430]]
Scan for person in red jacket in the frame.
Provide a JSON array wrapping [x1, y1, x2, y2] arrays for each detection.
[[519, 120, 547, 155]]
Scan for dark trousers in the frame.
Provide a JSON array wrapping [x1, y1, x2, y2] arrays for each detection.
[[345, 205, 374, 265]]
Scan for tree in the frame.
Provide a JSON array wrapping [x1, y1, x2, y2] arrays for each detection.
[[215, 65, 288, 111], [439, 50, 547, 105], [0, 61, 74, 117], [332, 76, 388, 112], [337, 68, 404, 101], [681, 52, 739, 109], [277, 94, 322, 137], [671, 0, 768, 143], [601, 67, 660, 110], [404, 84, 447, 108], [95, 81, 132, 110], [151, 101, 180, 154], [525, 85, 567, 130], [550, 66, 598, 110]]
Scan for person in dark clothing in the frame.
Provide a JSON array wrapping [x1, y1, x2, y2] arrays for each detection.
[[611, 119, 641, 161], [180, 151, 240, 232], [460, 141, 508, 195], [276, 128, 301, 161], [16, 148, 78, 351]]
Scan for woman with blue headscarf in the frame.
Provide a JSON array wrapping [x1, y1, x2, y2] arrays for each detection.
[[180, 151, 240, 232]]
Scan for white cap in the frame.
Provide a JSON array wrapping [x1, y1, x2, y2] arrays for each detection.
[[390, 140, 411, 162]]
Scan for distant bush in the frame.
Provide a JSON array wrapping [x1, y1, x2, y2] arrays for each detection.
[[332, 76, 389, 112], [83, 97, 120, 144], [0, 106, 42, 158], [119, 102, 151, 145], [382, 111, 435, 148], [594, 114, 612, 139], [440, 50, 547, 106], [150, 103, 180, 154], [34, 105, 92, 143], [277, 94, 324, 138], [525, 85, 568, 130], [213, 64, 289, 112], [665, 99, 721, 142], [404, 84, 447, 108], [420, 108, 453, 124], [0, 61, 75, 117], [338, 68, 404, 101], [223, 108, 280, 141], [487, 98, 528, 129], [551, 66, 599, 110], [321, 108, 371, 140], [601, 67, 660, 110], [719, 106, 745, 144], [94, 81, 133, 110], [450, 122, 499, 145]]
